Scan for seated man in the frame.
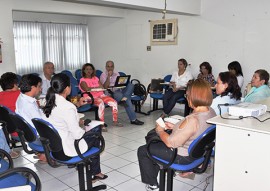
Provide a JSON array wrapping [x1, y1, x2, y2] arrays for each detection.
[[40, 61, 55, 96], [16, 74, 46, 163], [100, 60, 144, 125]]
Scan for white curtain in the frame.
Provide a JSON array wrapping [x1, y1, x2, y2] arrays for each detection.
[[13, 21, 90, 74]]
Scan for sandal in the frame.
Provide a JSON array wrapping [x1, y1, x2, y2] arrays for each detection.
[[92, 174, 108, 183], [10, 151, 20, 159], [102, 126, 108, 132], [113, 122, 123, 127], [38, 159, 48, 164]]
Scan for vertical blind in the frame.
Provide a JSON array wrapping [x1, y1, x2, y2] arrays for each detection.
[[13, 21, 90, 74]]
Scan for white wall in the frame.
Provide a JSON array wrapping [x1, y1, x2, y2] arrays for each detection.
[[88, 0, 270, 93], [1, 0, 270, 94]]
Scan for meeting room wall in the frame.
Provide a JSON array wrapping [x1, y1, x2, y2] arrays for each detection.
[[88, 0, 270, 93]]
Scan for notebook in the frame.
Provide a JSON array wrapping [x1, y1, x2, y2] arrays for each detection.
[[114, 75, 131, 87]]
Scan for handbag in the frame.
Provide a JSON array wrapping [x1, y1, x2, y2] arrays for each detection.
[[145, 128, 172, 144]]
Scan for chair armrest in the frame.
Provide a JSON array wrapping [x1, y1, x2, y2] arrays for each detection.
[[146, 138, 178, 169], [192, 142, 215, 174], [81, 92, 94, 105], [0, 167, 41, 191], [74, 131, 105, 160], [0, 149, 13, 169]]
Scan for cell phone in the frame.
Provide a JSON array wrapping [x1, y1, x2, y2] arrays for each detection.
[[84, 119, 92, 126]]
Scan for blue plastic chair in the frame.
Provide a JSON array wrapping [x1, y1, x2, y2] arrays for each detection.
[[0, 106, 20, 148], [147, 75, 172, 114], [0, 149, 41, 191], [8, 113, 44, 154], [147, 125, 216, 191], [32, 118, 106, 191]]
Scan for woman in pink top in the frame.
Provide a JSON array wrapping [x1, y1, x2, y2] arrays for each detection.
[[79, 63, 122, 131]]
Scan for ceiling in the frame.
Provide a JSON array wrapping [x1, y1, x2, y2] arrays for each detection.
[[53, 0, 201, 15]]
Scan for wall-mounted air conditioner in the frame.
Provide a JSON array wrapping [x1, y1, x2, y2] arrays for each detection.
[[150, 18, 178, 45]]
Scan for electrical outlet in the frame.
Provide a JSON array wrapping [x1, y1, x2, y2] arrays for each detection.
[[147, 46, 151, 51]]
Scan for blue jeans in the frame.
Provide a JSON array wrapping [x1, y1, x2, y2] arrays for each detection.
[[113, 83, 136, 121], [163, 89, 185, 115], [0, 129, 11, 153]]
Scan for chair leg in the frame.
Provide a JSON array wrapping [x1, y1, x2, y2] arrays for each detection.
[[133, 100, 149, 116], [147, 99, 163, 114], [159, 169, 166, 191], [85, 161, 107, 191], [166, 169, 174, 191], [77, 163, 86, 191]]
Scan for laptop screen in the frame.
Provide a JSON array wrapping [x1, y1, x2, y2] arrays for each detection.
[[114, 75, 131, 87]]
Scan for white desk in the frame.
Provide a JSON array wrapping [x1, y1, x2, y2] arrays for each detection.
[[208, 113, 270, 191]]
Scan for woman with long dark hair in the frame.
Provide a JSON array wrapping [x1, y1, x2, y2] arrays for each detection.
[[211, 71, 242, 115], [228, 61, 244, 88], [43, 73, 108, 182]]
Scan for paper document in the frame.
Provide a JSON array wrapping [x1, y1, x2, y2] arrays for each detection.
[[85, 120, 105, 131], [164, 115, 185, 124], [89, 88, 106, 92]]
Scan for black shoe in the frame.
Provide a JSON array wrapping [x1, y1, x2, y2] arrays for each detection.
[[130, 119, 144, 125], [119, 100, 128, 107], [92, 174, 108, 183]]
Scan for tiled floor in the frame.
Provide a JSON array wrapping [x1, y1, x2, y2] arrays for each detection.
[[12, 106, 214, 191]]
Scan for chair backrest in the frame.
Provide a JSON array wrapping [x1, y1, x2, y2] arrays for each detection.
[[31, 118, 70, 161], [164, 74, 172, 82], [95, 69, 102, 79], [75, 69, 82, 83], [0, 106, 16, 134], [8, 113, 37, 143], [188, 124, 216, 159], [61, 70, 80, 97], [118, 72, 126, 76]]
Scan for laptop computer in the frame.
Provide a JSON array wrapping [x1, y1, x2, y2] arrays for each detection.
[[114, 75, 131, 87]]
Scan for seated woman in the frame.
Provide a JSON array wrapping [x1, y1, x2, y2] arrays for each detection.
[[79, 63, 122, 131], [244, 69, 270, 103], [211, 72, 242, 115], [228, 61, 244, 88], [43, 73, 108, 182], [138, 79, 216, 191], [161, 58, 193, 118], [197, 61, 215, 87]]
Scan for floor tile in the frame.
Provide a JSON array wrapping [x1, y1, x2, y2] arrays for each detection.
[[99, 170, 131, 187], [117, 163, 140, 178], [114, 178, 146, 191], [102, 156, 131, 169]]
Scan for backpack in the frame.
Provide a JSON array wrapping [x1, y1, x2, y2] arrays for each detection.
[[131, 79, 148, 105]]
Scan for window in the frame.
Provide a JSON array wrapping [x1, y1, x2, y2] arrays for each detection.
[[13, 21, 90, 74], [150, 19, 178, 45]]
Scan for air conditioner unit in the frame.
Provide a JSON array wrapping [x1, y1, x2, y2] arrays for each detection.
[[150, 18, 178, 45]]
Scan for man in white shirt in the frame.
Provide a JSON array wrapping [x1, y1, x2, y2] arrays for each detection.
[[15, 74, 47, 163], [16, 74, 43, 129], [40, 61, 55, 96]]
